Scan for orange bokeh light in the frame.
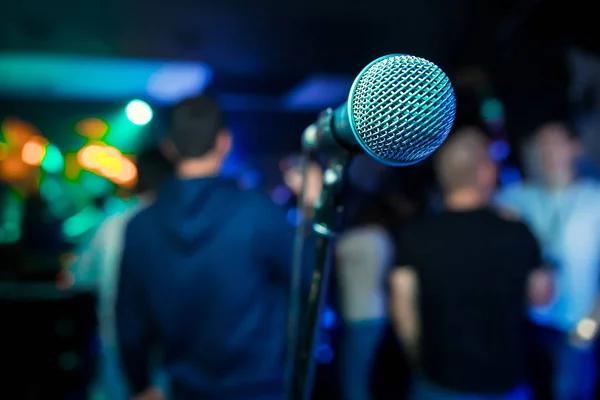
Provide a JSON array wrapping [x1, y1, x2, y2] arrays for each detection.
[[77, 144, 104, 169], [0, 143, 7, 161], [22, 139, 47, 166], [0, 155, 30, 180], [77, 143, 136, 185], [64, 153, 82, 180], [114, 158, 137, 186], [75, 118, 109, 139], [1, 118, 39, 146]]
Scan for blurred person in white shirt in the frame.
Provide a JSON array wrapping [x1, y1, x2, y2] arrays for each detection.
[[336, 196, 413, 400], [74, 148, 173, 400], [497, 121, 600, 400]]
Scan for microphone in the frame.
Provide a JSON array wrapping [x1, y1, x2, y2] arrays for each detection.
[[303, 54, 456, 165], [291, 54, 456, 400]]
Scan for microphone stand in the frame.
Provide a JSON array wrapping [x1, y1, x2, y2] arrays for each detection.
[[292, 109, 351, 400]]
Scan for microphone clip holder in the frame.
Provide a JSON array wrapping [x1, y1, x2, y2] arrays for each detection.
[[302, 108, 354, 159]]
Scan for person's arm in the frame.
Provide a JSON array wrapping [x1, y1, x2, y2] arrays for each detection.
[[494, 186, 526, 218], [389, 267, 419, 361], [71, 221, 109, 288], [572, 212, 600, 342], [518, 221, 554, 306], [573, 299, 600, 343], [259, 160, 322, 287], [116, 220, 154, 396], [336, 229, 392, 400], [528, 268, 554, 306], [571, 280, 600, 343]]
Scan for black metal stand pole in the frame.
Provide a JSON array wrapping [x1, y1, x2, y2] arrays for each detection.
[[292, 153, 348, 400]]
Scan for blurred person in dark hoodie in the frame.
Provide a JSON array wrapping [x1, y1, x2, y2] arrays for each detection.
[[116, 95, 320, 400]]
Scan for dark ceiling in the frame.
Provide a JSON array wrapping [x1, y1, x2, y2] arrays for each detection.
[[2, 0, 595, 84], [0, 0, 597, 146]]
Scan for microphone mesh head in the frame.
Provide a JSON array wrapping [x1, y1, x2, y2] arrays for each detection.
[[348, 54, 456, 165]]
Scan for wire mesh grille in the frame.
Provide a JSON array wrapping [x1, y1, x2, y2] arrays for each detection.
[[350, 55, 456, 165]]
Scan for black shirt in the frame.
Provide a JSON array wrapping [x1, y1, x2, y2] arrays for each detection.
[[395, 207, 541, 393]]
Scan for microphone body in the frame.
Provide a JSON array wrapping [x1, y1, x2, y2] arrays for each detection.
[[303, 54, 457, 166]]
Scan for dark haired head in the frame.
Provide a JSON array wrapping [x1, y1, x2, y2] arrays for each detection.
[[168, 95, 227, 158], [135, 148, 173, 194]]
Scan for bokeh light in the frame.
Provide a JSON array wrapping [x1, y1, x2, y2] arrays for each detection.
[[125, 100, 153, 125], [481, 98, 504, 122], [0, 155, 29, 180], [315, 344, 334, 364], [42, 144, 65, 174], [488, 140, 510, 162], [77, 144, 137, 186], [75, 118, 109, 139], [271, 185, 292, 205], [0, 142, 8, 160], [114, 158, 137, 186], [1, 117, 39, 146], [321, 306, 337, 329], [22, 138, 48, 166], [499, 166, 522, 187], [78, 144, 104, 169], [64, 153, 82, 181], [287, 207, 302, 226]]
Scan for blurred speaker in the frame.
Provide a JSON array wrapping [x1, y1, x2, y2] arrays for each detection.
[[0, 286, 97, 400]]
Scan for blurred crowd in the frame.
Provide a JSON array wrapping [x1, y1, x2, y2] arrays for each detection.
[[2, 94, 600, 400]]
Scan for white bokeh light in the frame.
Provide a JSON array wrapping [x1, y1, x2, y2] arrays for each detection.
[[126, 100, 153, 125]]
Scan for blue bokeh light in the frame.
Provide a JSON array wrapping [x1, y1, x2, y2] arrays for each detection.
[[271, 185, 292, 205], [146, 63, 212, 103], [488, 140, 510, 162], [314, 344, 334, 364], [321, 306, 337, 329], [286, 207, 302, 227], [499, 166, 522, 187]]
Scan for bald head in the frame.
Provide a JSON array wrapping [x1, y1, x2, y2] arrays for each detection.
[[434, 127, 496, 193]]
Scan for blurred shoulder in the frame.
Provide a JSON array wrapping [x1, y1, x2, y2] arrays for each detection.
[[495, 182, 537, 203], [494, 183, 540, 220], [577, 179, 600, 198], [487, 207, 536, 240], [490, 206, 523, 223]]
